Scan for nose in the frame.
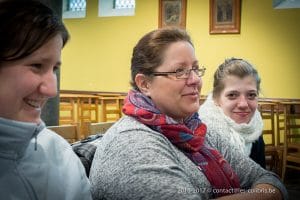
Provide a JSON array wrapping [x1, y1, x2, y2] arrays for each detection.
[[237, 95, 249, 108], [186, 70, 201, 85], [39, 70, 58, 98]]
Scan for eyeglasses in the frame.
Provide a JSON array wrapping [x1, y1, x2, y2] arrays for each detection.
[[151, 66, 206, 79]]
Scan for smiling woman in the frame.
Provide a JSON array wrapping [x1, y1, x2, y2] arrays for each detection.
[[0, 0, 92, 199], [89, 28, 288, 200], [199, 58, 266, 168], [0, 35, 62, 123]]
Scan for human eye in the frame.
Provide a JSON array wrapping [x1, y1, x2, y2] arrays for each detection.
[[175, 67, 186, 77], [30, 63, 42, 69], [52, 61, 61, 74], [53, 65, 59, 74], [191, 65, 200, 74], [247, 92, 258, 100], [53, 62, 61, 73], [226, 92, 238, 100], [29, 63, 43, 73]]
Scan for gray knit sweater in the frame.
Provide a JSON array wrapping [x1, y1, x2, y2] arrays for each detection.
[[89, 116, 287, 200]]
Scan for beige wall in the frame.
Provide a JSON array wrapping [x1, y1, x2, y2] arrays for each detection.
[[62, 0, 300, 98]]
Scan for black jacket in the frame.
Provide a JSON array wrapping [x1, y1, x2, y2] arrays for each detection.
[[250, 135, 266, 168]]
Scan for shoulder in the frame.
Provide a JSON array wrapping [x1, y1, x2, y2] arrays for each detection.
[[90, 116, 188, 180], [96, 116, 176, 159], [37, 128, 86, 169], [102, 116, 171, 145], [39, 127, 72, 150], [28, 128, 92, 199]]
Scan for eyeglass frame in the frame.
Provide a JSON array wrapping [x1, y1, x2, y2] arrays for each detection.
[[149, 66, 206, 79]]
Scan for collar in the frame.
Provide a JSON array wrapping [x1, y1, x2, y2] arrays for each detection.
[[0, 117, 45, 159]]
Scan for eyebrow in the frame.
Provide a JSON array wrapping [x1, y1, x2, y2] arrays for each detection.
[[173, 60, 199, 67], [39, 57, 62, 67], [226, 90, 258, 94]]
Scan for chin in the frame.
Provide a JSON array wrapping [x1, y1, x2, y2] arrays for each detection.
[[190, 105, 200, 113]]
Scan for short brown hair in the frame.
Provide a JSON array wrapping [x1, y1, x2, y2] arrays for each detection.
[[130, 27, 193, 90], [0, 0, 69, 64]]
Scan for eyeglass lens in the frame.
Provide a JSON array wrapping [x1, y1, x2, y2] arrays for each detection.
[[176, 68, 205, 79]]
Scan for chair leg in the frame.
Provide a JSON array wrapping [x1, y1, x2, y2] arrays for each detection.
[[282, 159, 286, 181]]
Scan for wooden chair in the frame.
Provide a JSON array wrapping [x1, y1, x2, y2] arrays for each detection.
[[281, 101, 300, 181], [59, 95, 77, 125], [258, 101, 282, 175], [99, 96, 124, 122], [47, 123, 81, 143], [77, 95, 99, 124], [82, 121, 114, 138]]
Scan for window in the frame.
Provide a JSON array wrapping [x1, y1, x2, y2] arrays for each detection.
[[99, 0, 135, 17], [114, 0, 135, 9], [63, 0, 86, 19]]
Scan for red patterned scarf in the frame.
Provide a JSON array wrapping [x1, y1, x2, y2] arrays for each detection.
[[122, 90, 240, 197]]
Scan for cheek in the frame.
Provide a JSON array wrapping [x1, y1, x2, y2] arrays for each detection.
[[220, 104, 232, 113], [249, 101, 258, 111], [15, 77, 36, 94], [219, 100, 236, 114], [218, 97, 233, 109]]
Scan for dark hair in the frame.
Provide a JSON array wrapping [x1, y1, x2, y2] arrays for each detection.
[[212, 58, 261, 99], [130, 27, 193, 90], [0, 0, 69, 64]]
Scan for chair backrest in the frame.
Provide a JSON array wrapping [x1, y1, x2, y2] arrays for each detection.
[[281, 102, 300, 180], [284, 109, 300, 149], [78, 95, 99, 124], [47, 124, 81, 143], [258, 102, 276, 146], [59, 95, 77, 125], [282, 102, 300, 146], [84, 121, 114, 137], [99, 96, 123, 122]]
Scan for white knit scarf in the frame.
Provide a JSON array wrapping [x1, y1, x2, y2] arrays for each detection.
[[199, 93, 263, 156]]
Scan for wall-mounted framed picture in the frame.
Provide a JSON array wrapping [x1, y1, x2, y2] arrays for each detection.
[[158, 0, 187, 29], [209, 0, 241, 34]]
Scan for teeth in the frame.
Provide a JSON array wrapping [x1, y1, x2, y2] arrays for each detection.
[[25, 99, 41, 108]]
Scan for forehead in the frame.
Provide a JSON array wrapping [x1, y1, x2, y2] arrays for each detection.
[[160, 41, 196, 68], [222, 75, 257, 92]]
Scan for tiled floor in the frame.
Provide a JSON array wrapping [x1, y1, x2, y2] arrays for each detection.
[[284, 168, 300, 200]]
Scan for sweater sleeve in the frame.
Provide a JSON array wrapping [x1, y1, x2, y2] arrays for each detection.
[[205, 130, 288, 199], [89, 128, 206, 200]]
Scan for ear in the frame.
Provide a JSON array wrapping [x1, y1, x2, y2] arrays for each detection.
[[135, 73, 151, 96]]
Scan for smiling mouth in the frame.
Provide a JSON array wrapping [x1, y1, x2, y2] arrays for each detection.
[[24, 99, 43, 109], [235, 112, 249, 117], [183, 91, 199, 96]]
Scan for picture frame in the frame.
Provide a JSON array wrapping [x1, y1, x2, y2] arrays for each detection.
[[209, 0, 241, 34], [158, 0, 187, 29]]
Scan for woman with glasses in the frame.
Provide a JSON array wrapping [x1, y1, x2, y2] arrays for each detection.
[[198, 58, 266, 168], [89, 28, 287, 199]]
